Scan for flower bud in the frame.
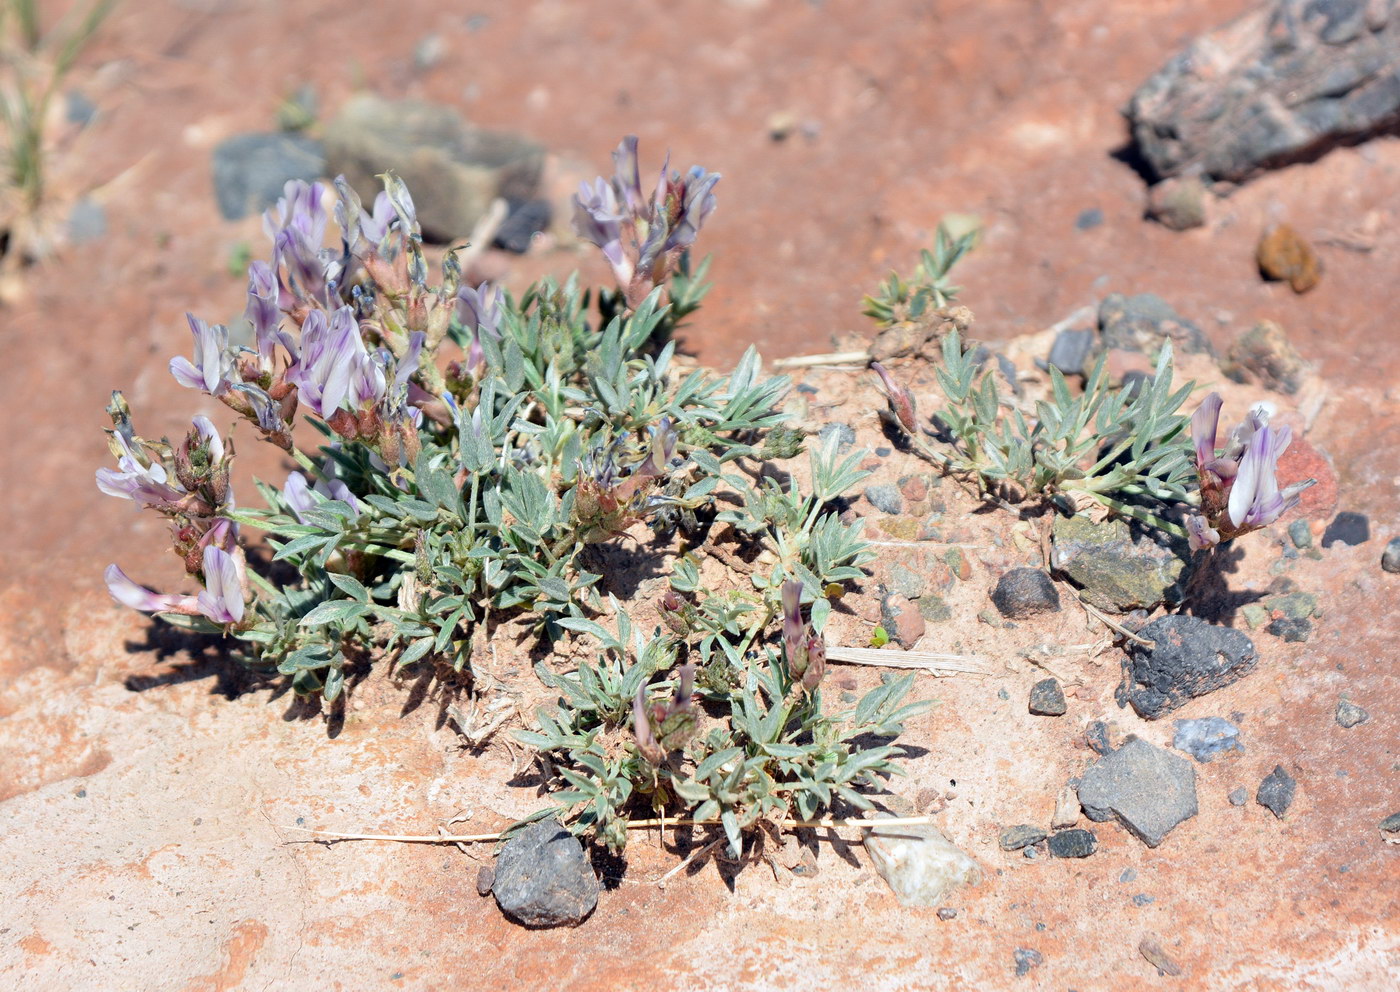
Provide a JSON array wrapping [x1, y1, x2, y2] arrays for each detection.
[[800, 634, 827, 693], [870, 361, 917, 432]]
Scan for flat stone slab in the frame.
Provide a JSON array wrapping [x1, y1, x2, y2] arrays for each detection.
[[1077, 736, 1199, 847]]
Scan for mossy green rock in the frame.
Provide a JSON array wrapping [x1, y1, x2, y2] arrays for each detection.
[[1051, 515, 1192, 613]]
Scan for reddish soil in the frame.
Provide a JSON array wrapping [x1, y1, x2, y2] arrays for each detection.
[[2, 1, 1398, 989]]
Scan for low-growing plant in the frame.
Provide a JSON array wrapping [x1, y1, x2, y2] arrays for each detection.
[[867, 244, 1311, 543], [98, 136, 926, 854]]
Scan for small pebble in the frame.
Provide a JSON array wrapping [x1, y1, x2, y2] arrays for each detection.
[[1119, 868, 1137, 883], [1257, 765, 1297, 819], [937, 907, 958, 921], [1013, 948, 1044, 977], [1265, 616, 1311, 643], [1029, 677, 1067, 717], [1379, 812, 1400, 835], [1075, 207, 1104, 230], [1048, 829, 1097, 859], [1228, 787, 1248, 807], [476, 864, 495, 897], [864, 484, 904, 515], [1381, 537, 1400, 574], [1132, 894, 1155, 907], [1086, 721, 1111, 755], [1139, 937, 1183, 977], [999, 824, 1047, 851], [1288, 520, 1313, 549], [1335, 698, 1369, 729], [990, 568, 1061, 619]]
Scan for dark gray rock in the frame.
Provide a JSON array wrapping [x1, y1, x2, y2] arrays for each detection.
[[864, 483, 904, 515], [1381, 812, 1400, 835], [1013, 948, 1044, 977], [324, 94, 544, 243], [211, 132, 326, 221], [1120, 615, 1258, 719], [1382, 537, 1400, 573], [494, 199, 552, 253], [1078, 736, 1199, 847], [475, 864, 495, 897], [1126, 0, 1400, 185], [1052, 514, 1192, 613], [818, 422, 856, 455], [1172, 716, 1243, 762], [1335, 698, 1369, 729], [990, 568, 1061, 619], [937, 907, 958, 921], [1257, 765, 1297, 819], [1323, 511, 1371, 547], [492, 819, 599, 927], [1098, 293, 1213, 355], [1086, 720, 1112, 755], [1229, 787, 1249, 806], [1132, 893, 1156, 907], [1047, 829, 1097, 858], [1028, 678, 1067, 717], [1048, 328, 1096, 377], [999, 824, 1047, 851], [1266, 616, 1312, 642], [1289, 519, 1314, 549]]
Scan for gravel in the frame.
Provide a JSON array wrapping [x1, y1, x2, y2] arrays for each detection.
[[491, 819, 599, 927], [1077, 736, 1198, 847], [1119, 615, 1257, 719], [1256, 765, 1297, 820], [990, 569, 1062, 619], [1028, 678, 1067, 716]]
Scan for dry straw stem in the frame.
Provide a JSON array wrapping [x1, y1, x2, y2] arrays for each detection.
[[771, 350, 870, 369], [825, 644, 991, 675], [1079, 599, 1154, 647], [280, 814, 941, 845]]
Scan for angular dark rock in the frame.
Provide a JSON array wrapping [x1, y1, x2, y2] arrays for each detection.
[[492, 819, 599, 927], [1380, 812, 1400, 835], [1126, 0, 1400, 185], [1120, 615, 1257, 719], [211, 132, 326, 221], [1098, 293, 1213, 355], [1085, 720, 1112, 755], [1077, 736, 1199, 847], [999, 824, 1047, 851], [1047, 829, 1097, 859], [324, 94, 544, 243], [1028, 678, 1067, 717], [990, 568, 1061, 619], [1052, 514, 1191, 613], [1048, 328, 1096, 377], [1265, 616, 1312, 642], [1257, 765, 1297, 819], [1323, 511, 1371, 547]]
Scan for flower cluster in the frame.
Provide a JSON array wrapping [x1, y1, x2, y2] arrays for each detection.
[[572, 417, 681, 543], [96, 396, 247, 626], [1185, 392, 1312, 550], [781, 580, 826, 692], [632, 662, 698, 765], [572, 136, 719, 308]]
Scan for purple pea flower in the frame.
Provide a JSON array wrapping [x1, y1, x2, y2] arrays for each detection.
[[170, 314, 235, 396], [104, 545, 245, 625], [286, 305, 367, 418], [781, 579, 809, 676], [573, 176, 630, 285], [1227, 424, 1298, 529], [246, 260, 298, 369], [1185, 514, 1221, 553], [96, 430, 187, 510], [265, 180, 339, 306]]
